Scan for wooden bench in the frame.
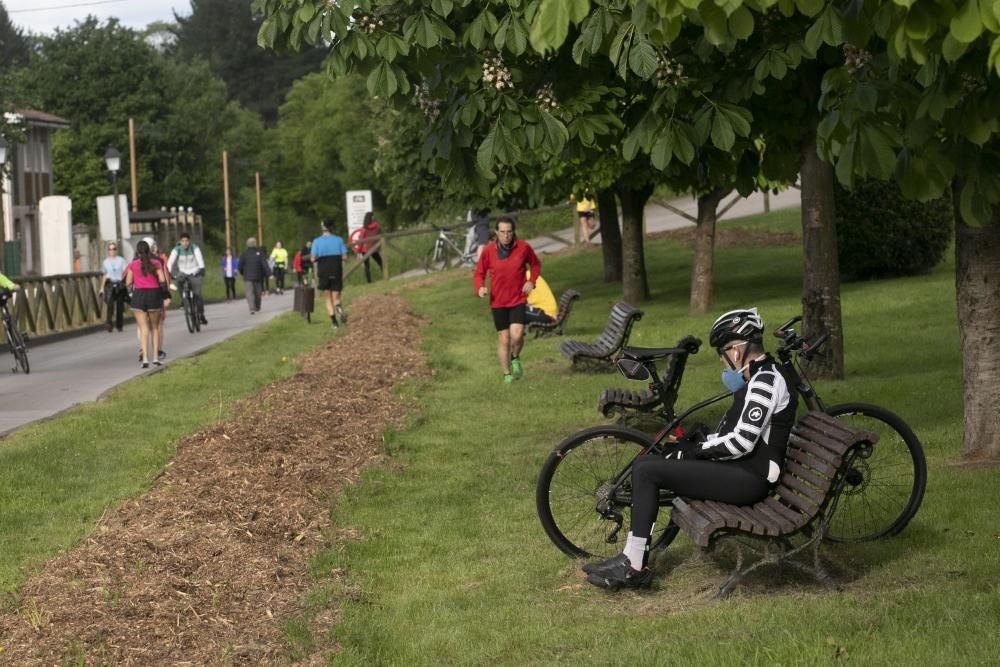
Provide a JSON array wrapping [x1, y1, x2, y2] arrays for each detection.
[[671, 412, 879, 598], [597, 335, 702, 420], [526, 289, 581, 339], [559, 302, 644, 372]]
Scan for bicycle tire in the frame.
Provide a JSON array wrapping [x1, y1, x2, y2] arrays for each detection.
[[423, 246, 446, 272], [7, 321, 29, 374], [182, 293, 197, 333], [191, 292, 201, 332], [823, 403, 927, 542], [537, 425, 679, 559]]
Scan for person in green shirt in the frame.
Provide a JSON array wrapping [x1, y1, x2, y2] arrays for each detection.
[[270, 241, 289, 294]]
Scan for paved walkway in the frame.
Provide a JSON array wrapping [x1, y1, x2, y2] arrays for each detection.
[[0, 291, 293, 435]]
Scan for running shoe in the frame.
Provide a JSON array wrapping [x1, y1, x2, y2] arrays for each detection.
[[153, 359, 162, 367], [510, 358, 523, 379], [141, 361, 149, 369], [503, 374, 514, 384], [158, 350, 166, 360], [336, 305, 348, 324]]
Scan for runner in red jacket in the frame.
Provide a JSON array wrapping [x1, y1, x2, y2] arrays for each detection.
[[473, 216, 541, 383]]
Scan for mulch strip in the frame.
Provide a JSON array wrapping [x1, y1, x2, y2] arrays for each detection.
[[647, 227, 800, 247], [0, 293, 426, 665]]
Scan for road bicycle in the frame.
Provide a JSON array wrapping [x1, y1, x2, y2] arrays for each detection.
[[423, 224, 478, 272], [536, 315, 927, 558], [175, 275, 201, 333], [0, 290, 29, 374]]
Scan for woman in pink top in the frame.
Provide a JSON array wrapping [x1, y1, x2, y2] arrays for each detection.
[[125, 240, 170, 368]]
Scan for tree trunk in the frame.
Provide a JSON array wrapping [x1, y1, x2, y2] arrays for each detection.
[[617, 184, 653, 303], [689, 187, 730, 315], [954, 194, 1000, 460], [596, 188, 622, 283], [799, 124, 844, 379]]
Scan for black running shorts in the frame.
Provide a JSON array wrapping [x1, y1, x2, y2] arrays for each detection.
[[491, 303, 526, 331], [315, 256, 344, 292]]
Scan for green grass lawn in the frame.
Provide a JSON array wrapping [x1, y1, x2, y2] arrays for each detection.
[[2, 206, 996, 664], [299, 208, 999, 665]]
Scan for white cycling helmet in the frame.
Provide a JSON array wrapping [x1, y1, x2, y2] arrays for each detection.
[[709, 307, 764, 350]]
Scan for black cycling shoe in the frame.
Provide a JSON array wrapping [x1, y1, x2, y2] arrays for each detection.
[[583, 553, 626, 576], [200, 316, 208, 325], [584, 554, 652, 591]]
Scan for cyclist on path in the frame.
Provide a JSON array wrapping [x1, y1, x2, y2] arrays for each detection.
[[311, 219, 348, 329], [167, 232, 207, 326], [472, 216, 540, 384], [270, 241, 289, 295], [583, 308, 799, 591]]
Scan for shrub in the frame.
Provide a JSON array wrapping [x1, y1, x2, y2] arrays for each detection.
[[835, 179, 953, 281]]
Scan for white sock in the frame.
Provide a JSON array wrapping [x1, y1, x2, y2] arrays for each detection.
[[623, 532, 648, 571]]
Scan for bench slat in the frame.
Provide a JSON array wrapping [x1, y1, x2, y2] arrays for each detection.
[[784, 459, 831, 490], [780, 471, 829, 505], [787, 436, 842, 466], [786, 446, 838, 477], [762, 496, 808, 527], [704, 501, 775, 536], [774, 485, 819, 514], [750, 500, 798, 533]]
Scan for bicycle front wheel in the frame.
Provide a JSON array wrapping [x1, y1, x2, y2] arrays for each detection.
[[7, 322, 28, 374], [536, 425, 679, 559], [182, 295, 197, 333], [824, 403, 927, 542], [423, 245, 449, 272]]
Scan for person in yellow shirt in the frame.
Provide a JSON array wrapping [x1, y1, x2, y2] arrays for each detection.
[[270, 241, 289, 295], [573, 190, 597, 246], [526, 270, 557, 325]]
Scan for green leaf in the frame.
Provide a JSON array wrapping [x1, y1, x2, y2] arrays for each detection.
[[494, 15, 512, 51], [651, 131, 673, 170], [674, 125, 696, 164], [609, 22, 633, 74], [530, 0, 570, 52], [297, 3, 315, 23], [719, 104, 752, 136], [990, 36, 1000, 77], [858, 125, 896, 179], [710, 111, 736, 150], [477, 123, 499, 173], [257, 17, 277, 48], [628, 39, 659, 79], [508, 17, 530, 55], [950, 0, 984, 43], [623, 130, 641, 161], [466, 12, 487, 49], [693, 106, 713, 144], [701, 4, 729, 46], [376, 34, 399, 62], [982, 0, 1000, 32], [431, 0, 454, 17], [834, 136, 856, 187], [366, 61, 397, 97], [728, 6, 755, 40], [540, 111, 568, 155], [795, 0, 825, 17], [568, 0, 590, 23]]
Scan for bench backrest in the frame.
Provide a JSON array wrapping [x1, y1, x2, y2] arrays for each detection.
[[769, 412, 879, 528], [554, 289, 581, 326], [594, 302, 642, 350]]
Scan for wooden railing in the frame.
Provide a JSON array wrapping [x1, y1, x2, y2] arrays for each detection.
[[9, 272, 105, 338]]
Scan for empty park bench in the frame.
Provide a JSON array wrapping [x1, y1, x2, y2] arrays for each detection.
[[527, 289, 581, 339], [671, 412, 879, 598], [597, 335, 702, 422], [559, 302, 643, 372]]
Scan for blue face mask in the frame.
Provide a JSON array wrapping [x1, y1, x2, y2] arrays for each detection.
[[721, 369, 746, 393]]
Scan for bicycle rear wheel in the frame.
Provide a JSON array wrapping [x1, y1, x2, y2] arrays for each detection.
[[536, 425, 679, 559], [423, 245, 449, 272], [824, 403, 927, 542], [7, 321, 29, 374]]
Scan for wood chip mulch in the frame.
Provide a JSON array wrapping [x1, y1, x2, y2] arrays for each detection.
[[0, 293, 427, 665]]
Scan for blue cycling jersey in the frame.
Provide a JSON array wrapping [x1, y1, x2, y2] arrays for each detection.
[[311, 234, 346, 257]]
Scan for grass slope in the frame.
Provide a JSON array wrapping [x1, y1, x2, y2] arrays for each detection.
[[309, 208, 1000, 665]]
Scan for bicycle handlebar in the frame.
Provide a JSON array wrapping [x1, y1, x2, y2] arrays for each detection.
[[801, 332, 831, 360], [773, 315, 802, 338]]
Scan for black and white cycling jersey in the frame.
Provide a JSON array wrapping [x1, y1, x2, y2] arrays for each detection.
[[697, 355, 798, 483]]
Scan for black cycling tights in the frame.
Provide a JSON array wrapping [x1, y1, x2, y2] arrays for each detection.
[[630, 455, 769, 540]]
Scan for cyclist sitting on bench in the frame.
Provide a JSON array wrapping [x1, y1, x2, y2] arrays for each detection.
[[584, 308, 799, 591]]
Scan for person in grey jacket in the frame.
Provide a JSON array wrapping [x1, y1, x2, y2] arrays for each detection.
[[238, 237, 270, 314]]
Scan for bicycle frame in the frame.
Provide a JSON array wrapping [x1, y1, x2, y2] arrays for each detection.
[[432, 226, 476, 266]]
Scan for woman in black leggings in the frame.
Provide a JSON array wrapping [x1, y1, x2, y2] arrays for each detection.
[[584, 307, 799, 590]]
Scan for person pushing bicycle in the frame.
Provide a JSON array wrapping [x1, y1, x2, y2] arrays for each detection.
[[0, 272, 19, 294], [167, 232, 207, 326], [584, 308, 799, 590]]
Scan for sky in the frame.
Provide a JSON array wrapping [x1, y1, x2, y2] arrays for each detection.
[[6, 0, 187, 35]]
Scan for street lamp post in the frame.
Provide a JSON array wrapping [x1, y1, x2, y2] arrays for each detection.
[[104, 147, 122, 245], [0, 136, 7, 273]]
